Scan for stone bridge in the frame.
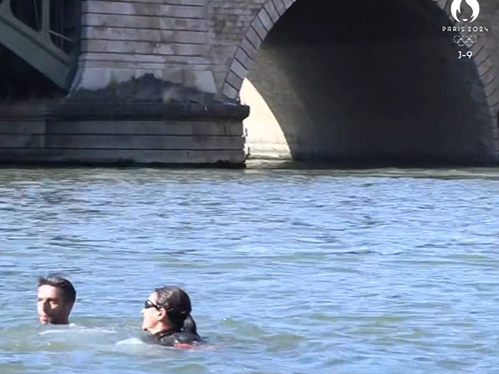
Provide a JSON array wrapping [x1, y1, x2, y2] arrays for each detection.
[[0, 0, 498, 167]]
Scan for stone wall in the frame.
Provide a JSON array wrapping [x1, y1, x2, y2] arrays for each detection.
[[0, 103, 246, 166], [73, 0, 218, 94], [73, 0, 269, 98], [207, 0, 265, 95]]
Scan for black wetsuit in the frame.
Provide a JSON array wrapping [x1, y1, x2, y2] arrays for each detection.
[[149, 328, 202, 347]]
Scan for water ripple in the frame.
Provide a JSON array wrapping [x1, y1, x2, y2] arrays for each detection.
[[0, 168, 498, 373]]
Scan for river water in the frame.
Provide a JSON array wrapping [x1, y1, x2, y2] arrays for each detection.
[[0, 167, 498, 373]]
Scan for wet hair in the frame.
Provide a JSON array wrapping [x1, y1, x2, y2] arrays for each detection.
[[38, 275, 77, 305], [154, 286, 198, 335]]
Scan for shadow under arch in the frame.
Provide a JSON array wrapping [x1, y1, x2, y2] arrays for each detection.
[[224, 0, 498, 167]]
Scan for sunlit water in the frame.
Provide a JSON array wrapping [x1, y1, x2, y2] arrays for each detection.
[[0, 167, 498, 373]]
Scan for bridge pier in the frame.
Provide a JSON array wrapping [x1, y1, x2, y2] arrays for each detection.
[[0, 0, 249, 167], [0, 96, 248, 167]]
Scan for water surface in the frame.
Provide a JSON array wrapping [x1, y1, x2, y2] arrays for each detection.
[[0, 168, 498, 373]]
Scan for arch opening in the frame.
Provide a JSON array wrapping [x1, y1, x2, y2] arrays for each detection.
[[239, 0, 495, 166]]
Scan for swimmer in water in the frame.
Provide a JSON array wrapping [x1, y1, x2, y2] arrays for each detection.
[[36, 275, 76, 325], [141, 286, 201, 348]]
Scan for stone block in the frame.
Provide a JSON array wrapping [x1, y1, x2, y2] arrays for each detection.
[[185, 71, 218, 93], [82, 1, 205, 19], [83, 27, 207, 45], [240, 37, 258, 60], [257, 9, 273, 32], [235, 48, 252, 69], [0, 149, 247, 165], [230, 59, 248, 80], [0, 121, 46, 134], [73, 66, 113, 90], [245, 28, 261, 52], [251, 18, 268, 41], [226, 70, 243, 91], [264, 0, 280, 23], [38, 134, 244, 150], [81, 40, 210, 56], [81, 52, 211, 66], [44, 120, 244, 136], [223, 83, 239, 99], [272, 0, 287, 16]]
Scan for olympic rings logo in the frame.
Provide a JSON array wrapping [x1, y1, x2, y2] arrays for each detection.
[[453, 35, 477, 47]]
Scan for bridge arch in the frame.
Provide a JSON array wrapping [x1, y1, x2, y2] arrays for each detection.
[[223, 0, 499, 165]]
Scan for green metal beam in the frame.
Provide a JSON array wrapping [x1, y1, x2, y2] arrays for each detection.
[[0, 0, 78, 90]]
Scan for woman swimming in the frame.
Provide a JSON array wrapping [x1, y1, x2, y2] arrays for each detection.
[[141, 286, 202, 348]]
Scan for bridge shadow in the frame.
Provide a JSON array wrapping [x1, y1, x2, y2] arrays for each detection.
[[0, 45, 66, 101], [0, 0, 80, 101], [242, 0, 495, 167]]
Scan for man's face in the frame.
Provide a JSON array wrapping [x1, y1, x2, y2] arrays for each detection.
[[37, 285, 68, 324]]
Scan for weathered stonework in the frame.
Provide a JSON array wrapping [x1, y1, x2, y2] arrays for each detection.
[[72, 0, 499, 125], [73, 0, 219, 95], [2, 0, 499, 166], [0, 101, 248, 167]]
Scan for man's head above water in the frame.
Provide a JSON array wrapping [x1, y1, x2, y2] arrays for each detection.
[[36, 275, 76, 325]]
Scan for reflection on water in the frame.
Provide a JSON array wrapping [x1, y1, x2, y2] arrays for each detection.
[[0, 167, 498, 373]]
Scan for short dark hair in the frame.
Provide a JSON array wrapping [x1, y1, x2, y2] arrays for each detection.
[[38, 275, 77, 304]]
